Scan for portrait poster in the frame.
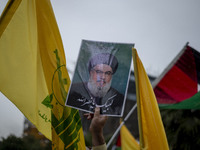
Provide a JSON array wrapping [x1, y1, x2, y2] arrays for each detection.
[[65, 40, 134, 116]]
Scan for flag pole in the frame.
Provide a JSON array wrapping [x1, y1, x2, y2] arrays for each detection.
[[107, 103, 137, 148]]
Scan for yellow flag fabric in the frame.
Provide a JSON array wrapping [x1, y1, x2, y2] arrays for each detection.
[[120, 124, 139, 150], [0, 0, 85, 149], [132, 49, 169, 150]]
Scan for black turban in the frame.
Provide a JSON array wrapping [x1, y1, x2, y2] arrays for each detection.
[[88, 53, 118, 74]]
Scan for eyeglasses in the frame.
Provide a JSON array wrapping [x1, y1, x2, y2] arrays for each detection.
[[92, 69, 113, 77]]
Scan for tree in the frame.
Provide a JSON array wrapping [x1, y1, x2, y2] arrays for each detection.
[[0, 135, 26, 150], [0, 135, 51, 150], [161, 109, 200, 150]]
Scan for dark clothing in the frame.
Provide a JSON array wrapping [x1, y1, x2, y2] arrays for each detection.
[[66, 82, 124, 116]]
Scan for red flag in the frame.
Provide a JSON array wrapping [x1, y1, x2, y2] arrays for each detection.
[[153, 43, 200, 109]]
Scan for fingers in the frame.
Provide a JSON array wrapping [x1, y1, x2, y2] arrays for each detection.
[[94, 107, 108, 122], [84, 107, 102, 120], [101, 114, 108, 124], [103, 115, 108, 121], [84, 113, 94, 120], [94, 107, 100, 117], [87, 115, 92, 120], [83, 113, 90, 117]]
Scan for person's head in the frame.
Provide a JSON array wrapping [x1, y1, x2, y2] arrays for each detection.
[[87, 53, 118, 97]]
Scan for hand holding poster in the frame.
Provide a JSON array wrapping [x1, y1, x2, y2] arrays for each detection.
[[66, 40, 133, 116]]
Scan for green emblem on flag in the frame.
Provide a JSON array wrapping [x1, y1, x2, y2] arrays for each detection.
[[41, 49, 82, 149]]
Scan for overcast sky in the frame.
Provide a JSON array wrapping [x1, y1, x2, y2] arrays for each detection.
[[0, 0, 200, 138]]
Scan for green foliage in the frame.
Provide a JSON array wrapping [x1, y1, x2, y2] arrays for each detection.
[[0, 135, 51, 150], [0, 135, 26, 150], [161, 109, 200, 150]]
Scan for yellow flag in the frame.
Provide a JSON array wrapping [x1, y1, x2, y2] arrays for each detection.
[[120, 124, 139, 150], [0, 0, 85, 149], [132, 49, 169, 150]]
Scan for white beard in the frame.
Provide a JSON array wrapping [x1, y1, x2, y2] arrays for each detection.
[[87, 77, 111, 98]]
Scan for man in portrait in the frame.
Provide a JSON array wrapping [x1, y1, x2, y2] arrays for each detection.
[[66, 53, 124, 116]]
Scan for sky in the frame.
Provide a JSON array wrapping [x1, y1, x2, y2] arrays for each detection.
[[0, 0, 200, 138]]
